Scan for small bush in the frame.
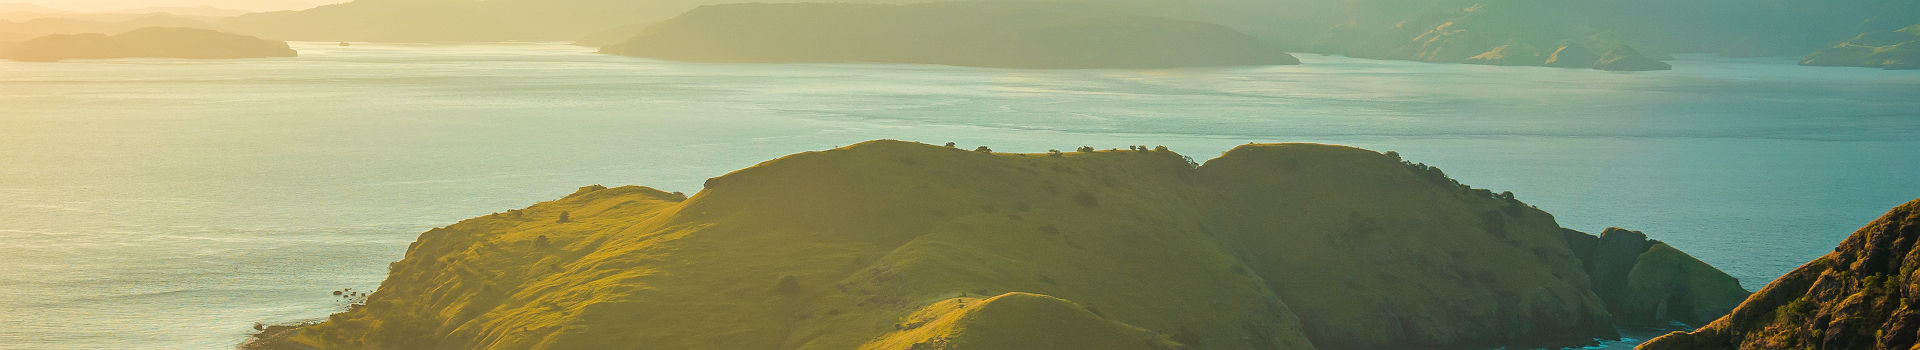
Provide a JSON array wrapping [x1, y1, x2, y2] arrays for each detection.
[[775, 275, 802, 294], [556, 211, 570, 223], [1074, 191, 1099, 208], [1047, 149, 1063, 157], [975, 146, 992, 153], [534, 235, 550, 249], [1153, 145, 1169, 152], [944, 142, 957, 148], [1077, 146, 1095, 152]]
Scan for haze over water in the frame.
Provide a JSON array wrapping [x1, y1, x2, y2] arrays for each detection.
[[0, 42, 1916, 349]]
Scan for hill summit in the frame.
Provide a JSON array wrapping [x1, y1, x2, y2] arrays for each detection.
[[248, 140, 1745, 350]]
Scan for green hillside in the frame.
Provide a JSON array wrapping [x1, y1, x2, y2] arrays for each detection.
[[247, 140, 1745, 350]]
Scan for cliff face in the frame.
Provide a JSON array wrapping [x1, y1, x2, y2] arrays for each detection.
[[1800, 24, 1920, 70], [254, 141, 1738, 350], [1639, 198, 1920, 350], [602, 3, 1298, 69], [5, 27, 294, 62]]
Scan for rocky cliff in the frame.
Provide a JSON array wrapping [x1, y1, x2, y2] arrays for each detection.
[[247, 141, 1742, 350], [1639, 198, 1920, 350], [1565, 228, 1749, 326]]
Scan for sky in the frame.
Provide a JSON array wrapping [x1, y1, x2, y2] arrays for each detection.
[[9, 0, 342, 12]]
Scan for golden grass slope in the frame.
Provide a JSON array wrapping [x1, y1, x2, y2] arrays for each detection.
[[259, 140, 1727, 350], [861, 292, 1188, 350], [1639, 198, 1920, 350]]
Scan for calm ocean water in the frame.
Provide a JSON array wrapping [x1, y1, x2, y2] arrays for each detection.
[[0, 42, 1915, 349]]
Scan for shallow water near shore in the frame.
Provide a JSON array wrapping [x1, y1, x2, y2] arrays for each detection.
[[1, 42, 1916, 349]]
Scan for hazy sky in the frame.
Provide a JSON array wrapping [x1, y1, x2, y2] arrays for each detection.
[[13, 0, 342, 12]]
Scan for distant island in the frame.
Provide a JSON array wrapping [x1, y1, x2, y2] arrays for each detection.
[[186, 0, 1920, 71], [244, 140, 1745, 350], [5, 27, 294, 62], [221, 0, 688, 43], [1800, 24, 1920, 70], [1641, 197, 1920, 349], [1313, 2, 1671, 71], [601, 3, 1298, 69]]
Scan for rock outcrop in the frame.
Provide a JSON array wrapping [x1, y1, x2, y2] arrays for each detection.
[[1800, 24, 1920, 70], [247, 141, 1741, 350], [601, 2, 1299, 69], [1564, 228, 1749, 326], [1639, 198, 1920, 350], [5, 27, 294, 62]]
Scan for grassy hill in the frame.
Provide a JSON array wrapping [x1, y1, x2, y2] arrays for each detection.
[[248, 140, 1744, 350]]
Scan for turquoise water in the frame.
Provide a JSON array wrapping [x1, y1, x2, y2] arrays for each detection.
[[1, 42, 1915, 349]]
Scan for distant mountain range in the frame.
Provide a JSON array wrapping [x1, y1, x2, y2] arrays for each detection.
[[0, 14, 220, 44], [200, 0, 1920, 70], [220, 0, 726, 43], [7, 0, 1914, 70], [0, 3, 251, 20], [601, 2, 1300, 69]]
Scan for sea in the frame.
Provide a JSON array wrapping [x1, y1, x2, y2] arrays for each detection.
[[1, 42, 1915, 349]]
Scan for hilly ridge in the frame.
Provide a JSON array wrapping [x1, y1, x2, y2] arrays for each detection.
[[601, 3, 1299, 69], [247, 140, 1747, 350], [195, 0, 1920, 71], [4, 26, 294, 61], [1639, 198, 1920, 350]]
